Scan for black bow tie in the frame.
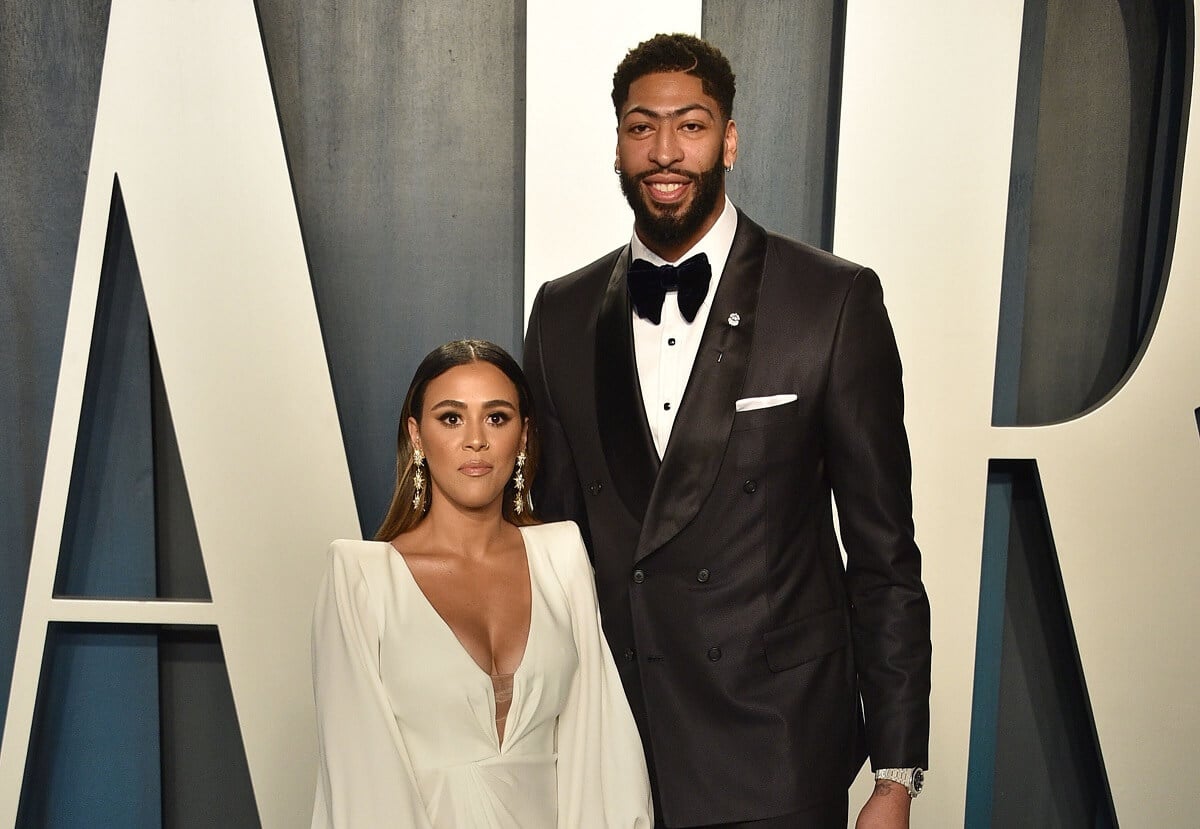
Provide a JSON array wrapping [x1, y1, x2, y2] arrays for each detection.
[[627, 253, 712, 325]]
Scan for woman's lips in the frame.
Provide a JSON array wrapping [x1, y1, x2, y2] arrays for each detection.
[[459, 461, 493, 476]]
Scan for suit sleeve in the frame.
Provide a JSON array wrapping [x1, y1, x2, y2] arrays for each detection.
[[824, 269, 931, 770], [549, 524, 654, 828], [524, 283, 588, 534], [310, 542, 433, 828]]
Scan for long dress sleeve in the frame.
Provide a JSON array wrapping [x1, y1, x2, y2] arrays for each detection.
[[311, 540, 433, 828], [546, 524, 654, 828]]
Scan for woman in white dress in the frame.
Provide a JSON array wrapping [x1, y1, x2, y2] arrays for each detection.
[[311, 339, 652, 828]]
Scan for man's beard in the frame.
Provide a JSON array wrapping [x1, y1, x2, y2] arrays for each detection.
[[618, 156, 725, 252]]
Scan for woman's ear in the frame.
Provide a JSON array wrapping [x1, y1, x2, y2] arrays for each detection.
[[407, 416, 421, 454]]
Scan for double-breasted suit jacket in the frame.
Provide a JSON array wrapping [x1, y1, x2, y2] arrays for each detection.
[[524, 210, 931, 827]]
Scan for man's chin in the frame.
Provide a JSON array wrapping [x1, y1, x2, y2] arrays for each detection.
[[637, 221, 696, 251], [632, 201, 689, 241], [639, 194, 685, 220]]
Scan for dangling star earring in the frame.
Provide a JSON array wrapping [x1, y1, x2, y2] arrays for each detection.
[[412, 448, 426, 510], [512, 450, 527, 515]]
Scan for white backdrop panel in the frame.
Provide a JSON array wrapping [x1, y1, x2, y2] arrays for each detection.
[[523, 0, 702, 316]]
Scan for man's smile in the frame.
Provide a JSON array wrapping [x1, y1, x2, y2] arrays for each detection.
[[641, 174, 693, 205], [647, 180, 686, 194]]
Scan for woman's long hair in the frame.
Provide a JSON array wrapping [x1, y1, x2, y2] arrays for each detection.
[[374, 340, 540, 540]]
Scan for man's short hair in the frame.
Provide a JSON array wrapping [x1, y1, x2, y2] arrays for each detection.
[[612, 33, 736, 121]]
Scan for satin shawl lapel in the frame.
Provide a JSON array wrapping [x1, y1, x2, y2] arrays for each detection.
[[636, 213, 768, 561], [595, 246, 660, 522]]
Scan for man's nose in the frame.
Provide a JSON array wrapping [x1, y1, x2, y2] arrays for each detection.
[[650, 129, 683, 167]]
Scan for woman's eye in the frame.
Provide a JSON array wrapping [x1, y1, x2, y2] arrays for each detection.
[[440, 413, 461, 425], [487, 412, 510, 425]]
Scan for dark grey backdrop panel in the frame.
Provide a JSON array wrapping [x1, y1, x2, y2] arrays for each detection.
[[997, 0, 1182, 426], [703, 1, 845, 249], [152, 352, 210, 602], [991, 465, 1116, 828], [158, 629, 259, 829], [0, 0, 112, 736], [53, 183, 156, 601], [258, 0, 525, 536]]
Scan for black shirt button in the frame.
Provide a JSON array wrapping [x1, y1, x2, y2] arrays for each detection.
[[632, 569, 645, 584], [667, 337, 676, 346], [588, 481, 603, 495], [743, 480, 757, 494], [663, 402, 671, 411], [696, 568, 710, 583], [623, 648, 636, 662], [707, 647, 723, 662]]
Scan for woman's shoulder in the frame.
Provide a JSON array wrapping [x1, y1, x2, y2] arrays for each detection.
[[327, 537, 391, 557], [519, 520, 586, 551], [325, 538, 394, 580], [521, 521, 591, 581]]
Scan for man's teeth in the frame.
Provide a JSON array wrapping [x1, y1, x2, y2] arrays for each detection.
[[650, 182, 684, 193]]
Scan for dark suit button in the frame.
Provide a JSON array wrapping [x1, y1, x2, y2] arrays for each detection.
[[743, 480, 757, 494], [696, 568, 710, 583], [707, 647, 722, 662], [632, 569, 645, 584], [588, 481, 603, 495], [623, 648, 636, 662]]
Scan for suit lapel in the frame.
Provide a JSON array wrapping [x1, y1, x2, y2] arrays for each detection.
[[595, 246, 660, 522], [636, 212, 768, 561]]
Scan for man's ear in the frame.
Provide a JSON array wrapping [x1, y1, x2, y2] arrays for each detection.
[[723, 120, 738, 169]]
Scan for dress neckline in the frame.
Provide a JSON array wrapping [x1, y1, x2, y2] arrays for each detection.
[[387, 526, 535, 682]]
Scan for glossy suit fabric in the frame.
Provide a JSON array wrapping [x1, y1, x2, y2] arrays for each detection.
[[523, 211, 931, 827]]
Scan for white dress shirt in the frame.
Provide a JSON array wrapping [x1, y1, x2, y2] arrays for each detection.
[[630, 197, 739, 458]]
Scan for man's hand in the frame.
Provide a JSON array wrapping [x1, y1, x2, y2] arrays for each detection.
[[855, 779, 911, 829]]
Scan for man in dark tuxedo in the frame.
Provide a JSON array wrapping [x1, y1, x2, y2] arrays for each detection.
[[524, 33, 930, 828]]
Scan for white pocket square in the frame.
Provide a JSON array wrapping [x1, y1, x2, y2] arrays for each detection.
[[735, 393, 798, 412]]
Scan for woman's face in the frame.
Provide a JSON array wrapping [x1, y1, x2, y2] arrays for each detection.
[[408, 361, 528, 516]]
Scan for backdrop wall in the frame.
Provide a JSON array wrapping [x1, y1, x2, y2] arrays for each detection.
[[1, 1, 1195, 826]]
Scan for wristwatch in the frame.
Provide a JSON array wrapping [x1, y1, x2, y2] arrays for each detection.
[[874, 768, 924, 798]]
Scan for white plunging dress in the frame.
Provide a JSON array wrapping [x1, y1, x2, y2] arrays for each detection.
[[311, 521, 653, 828]]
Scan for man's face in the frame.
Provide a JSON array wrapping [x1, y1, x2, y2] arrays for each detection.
[[616, 71, 737, 260]]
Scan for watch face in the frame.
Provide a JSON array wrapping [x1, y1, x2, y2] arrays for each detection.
[[913, 768, 924, 793]]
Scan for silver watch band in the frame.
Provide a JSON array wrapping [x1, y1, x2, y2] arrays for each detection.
[[874, 767, 924, 798]]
